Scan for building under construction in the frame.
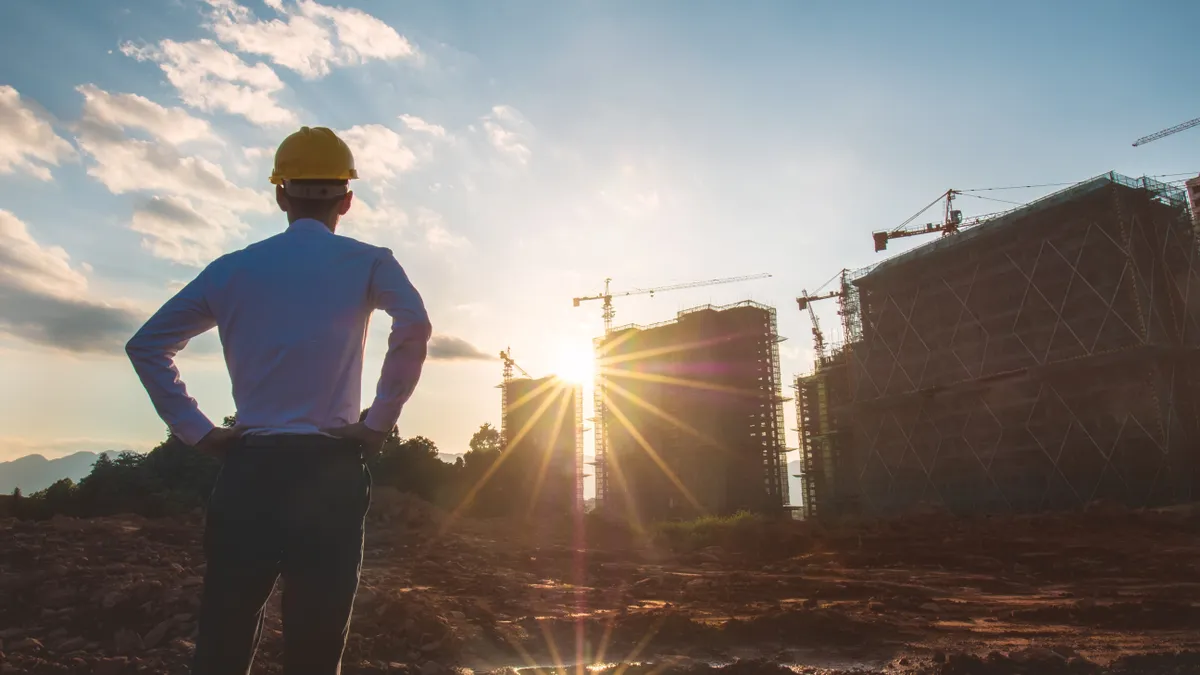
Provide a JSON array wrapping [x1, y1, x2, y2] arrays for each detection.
[[797, 172, 1200, 519], [501, 375, 584, 516], [593, 301, 789, 521]]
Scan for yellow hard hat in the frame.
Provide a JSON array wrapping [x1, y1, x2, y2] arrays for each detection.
[[269, 126, 358, 185]]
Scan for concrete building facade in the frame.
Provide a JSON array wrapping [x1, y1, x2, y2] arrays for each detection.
[[799, 173, 1200, 519], [593, 301, 789, 522], [501, 375, 583, 517]]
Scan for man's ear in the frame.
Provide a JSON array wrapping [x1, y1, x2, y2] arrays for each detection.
[[338, 190, 354, 216], [276, 185, 289, 213]]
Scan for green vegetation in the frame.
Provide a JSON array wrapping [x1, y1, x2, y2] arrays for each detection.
[[652, 511, 767, 552], [7, 417, 537, 521]]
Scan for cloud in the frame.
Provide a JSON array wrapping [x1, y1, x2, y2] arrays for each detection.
[[130, 196, 236, 266], [75, 84, 213, 145], [399, 114, 446, 138], [482, 105, 532, 165], [415, 208, 467, 249], [75, 115, 268, 214], [337, 194, 408, 243], [0, 86, 75, 181], [338, 124, 418, 182], [121, 38, 295, 126], [428, 335, 490, 361], [0, 210, 142, 353], [74, 85, 270, 264], [205, 0, 419, 79]]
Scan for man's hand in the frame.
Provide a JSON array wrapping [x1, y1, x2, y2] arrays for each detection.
[[195, 426, 243, 460], [321, 422, 388, 457]]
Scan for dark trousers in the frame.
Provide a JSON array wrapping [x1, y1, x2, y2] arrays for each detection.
[[192, 436, 372, 675]]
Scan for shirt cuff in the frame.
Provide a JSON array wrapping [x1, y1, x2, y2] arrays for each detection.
[[175, 415, 218, 448], [363, 405, 402, 435]]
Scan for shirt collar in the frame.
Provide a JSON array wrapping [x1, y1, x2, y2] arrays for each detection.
[[287, 218, 333, 235]]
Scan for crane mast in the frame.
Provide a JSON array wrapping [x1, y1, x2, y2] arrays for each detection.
[[800, 289, 827, 365], [498, 347, 530, 446]]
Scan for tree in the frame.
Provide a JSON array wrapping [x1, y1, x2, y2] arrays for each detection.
[[11, 487, 21, 500], [469, 423, 503, 454], [222, 415, 238, 428]]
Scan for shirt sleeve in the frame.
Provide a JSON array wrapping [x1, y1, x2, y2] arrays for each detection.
[[125, 269, 218, 447], [363, 249, 433, 434]]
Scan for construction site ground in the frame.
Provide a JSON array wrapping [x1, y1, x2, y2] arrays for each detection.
[[3, 491, 1200, 675]]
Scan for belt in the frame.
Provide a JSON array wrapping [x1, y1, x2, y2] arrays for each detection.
[[239, 433, 364, 454]]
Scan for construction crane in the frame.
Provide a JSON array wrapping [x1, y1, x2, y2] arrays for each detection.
[[797, 289, 829, 365], [1132, 116, 1200, 147], [499, 346, 531, 383], [498, 347, 531, 445], [871, 189, 964, 252], [796, 269, 864, 358], [573, 273, 773, 334]]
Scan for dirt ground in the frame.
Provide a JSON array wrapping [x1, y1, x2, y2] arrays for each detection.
[[2, 493, 1200, 674]]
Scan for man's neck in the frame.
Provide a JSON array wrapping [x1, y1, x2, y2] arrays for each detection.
[[288, 216, 336, 233]]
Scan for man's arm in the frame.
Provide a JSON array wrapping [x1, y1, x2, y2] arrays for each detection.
[[362, 249, 433, 433], [126, 270, 218, 447]]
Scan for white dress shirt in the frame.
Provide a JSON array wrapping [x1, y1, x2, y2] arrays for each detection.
[[126, 218, 432, 446]]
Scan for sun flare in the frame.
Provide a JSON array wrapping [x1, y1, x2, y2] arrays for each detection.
[[552, 344, 594, 385]]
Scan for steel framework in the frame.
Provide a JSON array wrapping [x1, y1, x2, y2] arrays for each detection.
[[593, 335, 610, 509], [818, 173, 1200, 517], [592, 301, 790, 520]]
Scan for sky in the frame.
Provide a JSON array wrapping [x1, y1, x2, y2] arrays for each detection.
[[0, 0, 1198, 502]]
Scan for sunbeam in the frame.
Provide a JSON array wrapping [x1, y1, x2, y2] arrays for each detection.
[[525, 386, 574, 518], [604, 378, 727, 453], [602, 393, 704, 514]]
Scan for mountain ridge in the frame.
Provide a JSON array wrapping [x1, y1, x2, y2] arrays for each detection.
[[0, 451, 102, 493]]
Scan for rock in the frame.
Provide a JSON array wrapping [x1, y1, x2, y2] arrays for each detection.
[[0, 628, 24, 639], [94, 656, 130, 675], [113, 628, 143, 655], [932, 651, 946, 664], [420, 661, 443, 675], [867, 601, 886, 613], [1073, 597, 1097, 611], [919, 602, 942, 613], [1068, 656, 1100, 672], [101, 590, 128, 609], [53, 637, 87, 653], [1009, 646, 1066, 665], [167, 638, 194, 654], [180, 576, 204, 587], [142, 619, 174, 650], [10, 637, 43, 652]]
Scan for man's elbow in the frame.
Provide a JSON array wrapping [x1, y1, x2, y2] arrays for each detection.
[[125, 332, 154, 362]]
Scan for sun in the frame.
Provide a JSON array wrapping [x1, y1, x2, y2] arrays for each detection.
[[553, 344, 594, 385]]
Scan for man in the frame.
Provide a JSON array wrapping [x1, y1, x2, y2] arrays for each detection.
[[126, 126, 432, 674]]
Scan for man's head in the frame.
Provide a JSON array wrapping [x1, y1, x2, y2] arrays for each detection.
[[269, 126, 358, 230]]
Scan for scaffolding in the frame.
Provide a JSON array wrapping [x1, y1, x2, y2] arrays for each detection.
[[593, 300, 790, 520], [575, 383, 584, 514], [809, 172, 1200, 517], [593, 335, 610, 509], [502, 376, 583, 517]]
